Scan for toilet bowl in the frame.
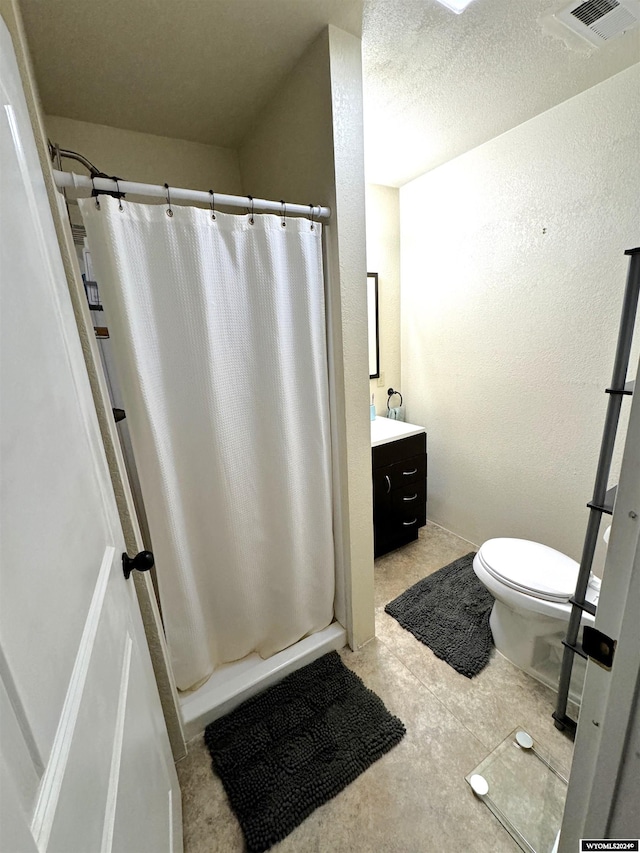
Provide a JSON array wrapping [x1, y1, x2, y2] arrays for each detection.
[[473, 538, 601, 704]]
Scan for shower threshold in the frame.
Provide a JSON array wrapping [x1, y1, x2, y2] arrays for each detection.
[[179, 621, 347, 739]]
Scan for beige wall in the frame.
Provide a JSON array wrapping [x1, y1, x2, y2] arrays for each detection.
[[401, 63, 640, 564], [240, 26, 374, 648], [240, 31, 335, 219], [366, 184, 401, 414], [326, 26, 374, 647], [45, 114, 241, 222]]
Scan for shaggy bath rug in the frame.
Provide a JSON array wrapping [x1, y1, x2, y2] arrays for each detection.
[[204, 651, 406, 853], [385, 552, 494, 677]]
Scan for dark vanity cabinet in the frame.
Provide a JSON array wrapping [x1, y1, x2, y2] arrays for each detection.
[[372, 431, 427, 557]]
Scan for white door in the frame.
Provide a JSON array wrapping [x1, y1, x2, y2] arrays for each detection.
[[0, 19, 182, 853]]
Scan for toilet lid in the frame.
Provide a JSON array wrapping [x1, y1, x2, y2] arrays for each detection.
[[477, 538, 579, 602]]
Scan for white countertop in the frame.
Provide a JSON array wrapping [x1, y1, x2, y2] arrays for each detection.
[[371, 416, 425, 447]]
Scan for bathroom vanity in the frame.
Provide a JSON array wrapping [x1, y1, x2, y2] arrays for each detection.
[[371, 417, 427, 557]]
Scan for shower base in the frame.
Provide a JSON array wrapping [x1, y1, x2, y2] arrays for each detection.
[[179, 621, 347, 739]]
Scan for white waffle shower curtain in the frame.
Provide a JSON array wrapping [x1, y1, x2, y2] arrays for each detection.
[[80, 196, 335, 691]]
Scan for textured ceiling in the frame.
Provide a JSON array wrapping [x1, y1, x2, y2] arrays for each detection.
[[19, 0, 640, 187], [19, 0, 363, 149], [362, 0, 640, 185]]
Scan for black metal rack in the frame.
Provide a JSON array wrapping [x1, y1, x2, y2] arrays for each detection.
[[553, 248, 640, 735]]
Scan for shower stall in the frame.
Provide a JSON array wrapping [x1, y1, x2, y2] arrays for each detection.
[[59, 167, 349, 739]]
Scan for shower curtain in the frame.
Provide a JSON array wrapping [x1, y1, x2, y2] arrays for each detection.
[[80, 196, 335, 691]]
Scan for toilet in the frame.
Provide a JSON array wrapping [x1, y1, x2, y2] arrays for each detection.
[[473, 538, 601, 704]]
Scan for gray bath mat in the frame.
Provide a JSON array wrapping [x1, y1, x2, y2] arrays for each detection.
[[385, 552, 494, 677], [204, 651, 406, 853]]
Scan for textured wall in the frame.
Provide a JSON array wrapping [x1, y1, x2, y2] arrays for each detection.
[[240, 27, 374, 648], [45, 114, 242, 221], [326, 26, 374, 647], [366, 184, 401, 414], [239, 32, 335, 205], [401, 63, 640, 564]]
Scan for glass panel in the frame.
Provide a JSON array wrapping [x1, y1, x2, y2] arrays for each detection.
[[466, 729, 568, 853]]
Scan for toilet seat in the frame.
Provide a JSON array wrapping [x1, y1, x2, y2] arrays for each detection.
[[476, 538, 579, 602]]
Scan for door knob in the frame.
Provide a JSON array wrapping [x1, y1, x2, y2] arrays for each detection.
[[122, 550, 154, 580]]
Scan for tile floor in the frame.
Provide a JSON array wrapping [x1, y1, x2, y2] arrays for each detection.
[[177, 522, 576, 853]]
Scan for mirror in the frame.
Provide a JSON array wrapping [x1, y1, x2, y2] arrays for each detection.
[[368, 272, 379, 379]]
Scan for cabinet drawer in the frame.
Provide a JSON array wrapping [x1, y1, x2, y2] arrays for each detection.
[[391, 482, 426, 518], [373, 454, 425, 497], [391, 482, 426, 527], [374, 512, 423, 557], [372, 432, 426, 470]]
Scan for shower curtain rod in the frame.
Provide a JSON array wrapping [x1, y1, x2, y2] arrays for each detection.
[[52, 169, 331, 221]]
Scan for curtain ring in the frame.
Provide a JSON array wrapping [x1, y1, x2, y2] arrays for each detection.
[[247, 195, 254, 225], [92, 176, 100, 210], [115, 179, 123, 211], [164, 183, 173, 218], [280, 200, 287, 227], [308, 203, 316, 231], [209, 189, 216, 221]]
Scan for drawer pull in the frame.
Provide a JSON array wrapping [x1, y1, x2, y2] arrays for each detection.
[[403, 518, 418, 526], [403, 493, 418, 502], [403, 468, 418, 476], [385, 475, 391, 494]]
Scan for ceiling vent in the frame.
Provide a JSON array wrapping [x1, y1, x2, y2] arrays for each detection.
[[555, 0, 640, 44]]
